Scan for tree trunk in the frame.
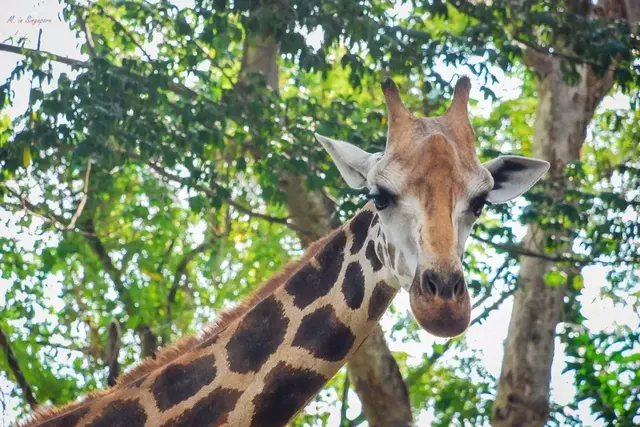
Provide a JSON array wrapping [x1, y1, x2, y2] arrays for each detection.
[[492, 1, 633, 422], [240, 33, 413, 426], [348, 327, 413, 427]]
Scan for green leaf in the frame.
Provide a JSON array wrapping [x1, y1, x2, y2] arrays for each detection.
[[544, 270, 567, 288]]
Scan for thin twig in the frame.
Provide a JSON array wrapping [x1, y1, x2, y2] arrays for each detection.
[[339, 374, 350, 427], [471, 258, 513, 310], [141, 158, 313, 236], [75, 9, 97, 57], [66, 161, 91, 230], [348, 413, 367, 427], [33, 340, 93, 356], [0, 328, 37, 409], [167, 242, 210, 312], [93, 3, 152, 61], [1, 187, 97, 237], [471, 234, 639, 265], [0, 42, 198, 100], [106, 319, 121, 387]]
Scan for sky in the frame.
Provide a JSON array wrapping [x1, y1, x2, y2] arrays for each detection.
[[0, 1, 638, 426]]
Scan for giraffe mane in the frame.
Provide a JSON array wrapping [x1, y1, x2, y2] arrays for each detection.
[[22, 229, 339, 427]]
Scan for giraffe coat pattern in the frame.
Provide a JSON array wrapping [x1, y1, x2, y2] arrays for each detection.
[[23, 208, 398, 427]]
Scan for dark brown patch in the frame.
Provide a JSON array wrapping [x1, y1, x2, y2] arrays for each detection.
[[388, 244, 396, 269], [342, 262, 365, 309], [490, 159, 527, 190], [285, 230, 347, 309], [250, 362, 327, 427], [368, 281, 396, 320], [159, 387, 241, 427], [292, 305, 355, 361], [226, 296, 289, 373], [39, 406, 90, 427], [87, 399, 146, 427], [366, 240, 383, 272], [349, 210, 374, 254], [151, 353, 217, 411], [371, 213, 379, 227]]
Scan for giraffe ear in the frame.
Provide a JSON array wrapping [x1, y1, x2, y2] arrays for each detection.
[[315, 133, 380, 189], [483, 155, 550, 203]]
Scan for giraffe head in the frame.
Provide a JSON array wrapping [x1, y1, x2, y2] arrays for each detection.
[[315, 77, 549, 338]]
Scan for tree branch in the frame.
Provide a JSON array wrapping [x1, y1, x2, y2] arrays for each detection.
[[136, 324, 157, 359], [93, 3, 152, 61], [0, 42, 198, 100], [167, 242, 210, 313], [83, 218, 131, 308], [74, 8, 97, 57], [142, 158, 313, 236], [106, 319, 121, 387], [1, 187, 98, 237], [66, 161, 91, 230], [349, 413, 367, 427], [447, 0, 635, 72], [0, 42, 84, 67], [33, 340, 93, 357], [340, 374, 350, 427], [0, 328, 37, 409], [471, 258, 513, 311], [471, 233, 639, 265]]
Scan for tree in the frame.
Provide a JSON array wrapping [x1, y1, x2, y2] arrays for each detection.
[[480, 2, 640, 425]]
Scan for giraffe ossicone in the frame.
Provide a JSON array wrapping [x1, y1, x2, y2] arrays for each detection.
[[23, 77, 548, 427]]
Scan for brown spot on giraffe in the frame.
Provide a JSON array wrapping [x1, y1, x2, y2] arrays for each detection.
[[285, 230, 347, 309], [36, 406, 90, 427], [369, 281, 397, 321], [87, 399, 146, 427], [150, 353, 217, 410], [342, 262, 365, 309], [292, 305, 356, 362], [250, 362, 327, 427], [226, 296, 289, 373], [158, 387, 242, 427], [350, 210, 374, 254]]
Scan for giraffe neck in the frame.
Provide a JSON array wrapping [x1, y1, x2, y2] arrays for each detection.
[[24, 206, 398, 427]]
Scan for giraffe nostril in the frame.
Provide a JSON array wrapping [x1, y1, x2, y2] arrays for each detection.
[[421, 270, 439, 296], [426, 279, 438, 296], [451, 273, 466, 298]]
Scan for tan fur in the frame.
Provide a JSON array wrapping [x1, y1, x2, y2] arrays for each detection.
[[22, 230, 338, 427]]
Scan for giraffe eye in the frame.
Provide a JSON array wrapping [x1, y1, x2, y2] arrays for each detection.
[[471, 198, 486, 217], [367, 188, 394, 210]]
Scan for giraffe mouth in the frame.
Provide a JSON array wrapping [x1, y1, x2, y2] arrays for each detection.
[[408, 270, 471, 338]]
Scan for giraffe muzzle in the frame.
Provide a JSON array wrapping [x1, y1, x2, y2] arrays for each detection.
[[408, 269, 471, 338]]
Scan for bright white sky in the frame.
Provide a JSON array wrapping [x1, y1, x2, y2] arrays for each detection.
[[0, 1, 638, 426]]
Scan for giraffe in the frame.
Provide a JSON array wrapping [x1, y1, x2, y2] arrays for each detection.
[[21, 76, 549, 427]]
